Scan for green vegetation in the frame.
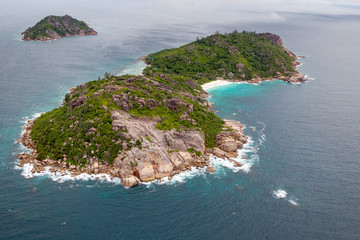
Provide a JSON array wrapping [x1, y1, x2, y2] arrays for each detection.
[[30, 31, 296, 166], [22, 15, 96, 40], [31, 94, 123, 166], [143, 31, 295, 81], [31, 73, 223, 165], [187, 148, 202, 157]]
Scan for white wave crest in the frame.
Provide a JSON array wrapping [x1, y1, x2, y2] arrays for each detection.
[[142, 166, 207, 187], [141, 136, 259, 187], [289, 199, 299, 206], [273, 189, 287, 199], [256, 121, 266, 144], [20, 163, 122, 185], [210, 136, 259, 173]]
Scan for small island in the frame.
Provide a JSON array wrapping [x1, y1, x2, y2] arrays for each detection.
[[18, 31, 306, 187], [21, 15, 97, 41]]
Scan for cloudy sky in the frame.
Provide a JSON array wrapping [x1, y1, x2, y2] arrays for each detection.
[[1, 0, 359, 29], [153, 0, 360, 15]]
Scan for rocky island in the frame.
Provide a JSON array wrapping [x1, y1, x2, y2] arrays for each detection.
[[144, 31, 306, 83], [18, 31, 306, 187], [21, 15, 97, 41]]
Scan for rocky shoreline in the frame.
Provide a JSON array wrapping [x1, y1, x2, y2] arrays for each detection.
[[21, 31, 97, 42], [16, 32, 307, 188], [17, 112, 248, 188], [211, 54, 306, 85]]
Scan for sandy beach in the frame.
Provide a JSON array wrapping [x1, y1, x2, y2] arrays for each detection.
[[201, 79, 234, 91]]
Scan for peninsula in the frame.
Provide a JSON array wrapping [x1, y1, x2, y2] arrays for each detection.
[[18, 31, 306, 187], [21, 15, 97, 41]]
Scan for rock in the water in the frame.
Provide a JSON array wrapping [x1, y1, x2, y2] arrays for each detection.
[[137, 163, 156, 182], [206, 164, 215, 172], [121, 175, 139, 187], [219, 138, 238, 152]]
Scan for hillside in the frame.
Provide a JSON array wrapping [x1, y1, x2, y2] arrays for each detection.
[[21, 15, 97, 41], [19, 73, 247, 187], [143, 31, 305, 83]]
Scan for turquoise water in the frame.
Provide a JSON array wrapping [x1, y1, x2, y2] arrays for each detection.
[[1, 1, 360, 239]]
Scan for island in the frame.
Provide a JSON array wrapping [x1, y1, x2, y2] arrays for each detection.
[[143, 31, 306, 83], [18, 31, 306, 187], [21, 15, 97, 41]]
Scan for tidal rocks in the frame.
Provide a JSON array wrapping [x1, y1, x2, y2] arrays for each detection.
[[121, 175, 140, 188], [215, 120, 247, 155], [206, 164, 215, 172]]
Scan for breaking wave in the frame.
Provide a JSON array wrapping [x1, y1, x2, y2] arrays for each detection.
[[273, 189, 287, 199]]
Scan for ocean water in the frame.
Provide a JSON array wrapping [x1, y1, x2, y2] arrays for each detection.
[[1, 1, 360, 239]]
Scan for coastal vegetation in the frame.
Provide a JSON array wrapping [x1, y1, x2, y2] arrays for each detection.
[[30, 73, 223, 166], [21, 15, 97, 41]]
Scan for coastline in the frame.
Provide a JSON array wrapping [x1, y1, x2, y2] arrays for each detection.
[[16, 41, 307, 188], [201, 56, 307, 91], [17, 101, 248, 188], [21, 32, 98, 42], [202, 80, 235, 91]]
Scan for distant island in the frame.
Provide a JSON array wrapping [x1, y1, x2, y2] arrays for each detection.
[[21, 15, 97, 41], [18, 31, 306, 187]]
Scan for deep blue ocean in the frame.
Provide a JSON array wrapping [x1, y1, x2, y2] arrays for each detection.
[[1, 1, 360, 239]]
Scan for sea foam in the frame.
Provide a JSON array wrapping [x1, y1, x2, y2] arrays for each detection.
[[272, 189, 300, 206], [20, 163, 122, 185], [288, 199, 299, 206], [210, 136, 259, 173], [140, 136, 259, 187], [273, 189, 287, 199]]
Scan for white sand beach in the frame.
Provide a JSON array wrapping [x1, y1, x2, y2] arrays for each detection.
[[201, 80, 233, 91]]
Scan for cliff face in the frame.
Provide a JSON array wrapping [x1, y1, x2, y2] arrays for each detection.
[[259, 33, 284, 47], [21, 15, 97, 41]]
